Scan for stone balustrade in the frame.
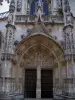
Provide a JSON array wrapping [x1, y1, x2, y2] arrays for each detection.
[[15, 15, 64, 24]]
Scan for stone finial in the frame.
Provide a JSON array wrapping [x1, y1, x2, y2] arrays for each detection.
[[17, 0, 22, 12], [57, 0, 62, 8], [9, 0, 15, 13], [0, 0, 3, 5], [36, 4, 43, 22], [63, 0, 74, 26]]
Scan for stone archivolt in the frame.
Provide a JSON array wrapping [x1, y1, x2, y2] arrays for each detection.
[[15, 34, 64, 67]]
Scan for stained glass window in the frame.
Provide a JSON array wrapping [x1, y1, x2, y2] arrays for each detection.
[[30, 0, 49, 15], [30, 1, 35, 15], [43, 1, 49, 15]]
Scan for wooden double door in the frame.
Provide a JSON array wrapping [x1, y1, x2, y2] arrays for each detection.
[[24, 69, 53, 98]]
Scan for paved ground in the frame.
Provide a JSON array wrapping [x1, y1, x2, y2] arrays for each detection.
[[25, 98, 52, 100]]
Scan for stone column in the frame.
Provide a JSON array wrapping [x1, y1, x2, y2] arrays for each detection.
[[36, 66, 41, 98]]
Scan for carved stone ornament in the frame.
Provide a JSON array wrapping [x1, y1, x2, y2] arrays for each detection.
[[64, 0, 70, 13], [66, 14, 73, 25], [9, 0, 15, 13], [17, 0, 22, 12], [8, 14, 13, 23], [57, 0, 62, 8]]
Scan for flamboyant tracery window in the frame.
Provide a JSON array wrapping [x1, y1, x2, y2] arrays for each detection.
[[30, 0, 51, 15]]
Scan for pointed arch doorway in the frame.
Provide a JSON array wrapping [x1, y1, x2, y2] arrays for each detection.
[[15, 34, 64, 99], [24, 44, 54, 98]]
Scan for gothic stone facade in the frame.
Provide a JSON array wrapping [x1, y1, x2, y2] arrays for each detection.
[[0, 0, 75, 100]]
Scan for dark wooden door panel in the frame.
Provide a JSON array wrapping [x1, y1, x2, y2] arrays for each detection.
[[41, 70, 53, 98], [24, 69, 36, 98]]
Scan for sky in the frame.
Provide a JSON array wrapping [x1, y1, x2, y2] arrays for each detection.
[[69, 0, 75, 16], [0, 0, 75, 16], [0, 0, 9, 13]]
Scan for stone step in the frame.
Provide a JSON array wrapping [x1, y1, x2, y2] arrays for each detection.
[[24, 98, 53, 100]]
